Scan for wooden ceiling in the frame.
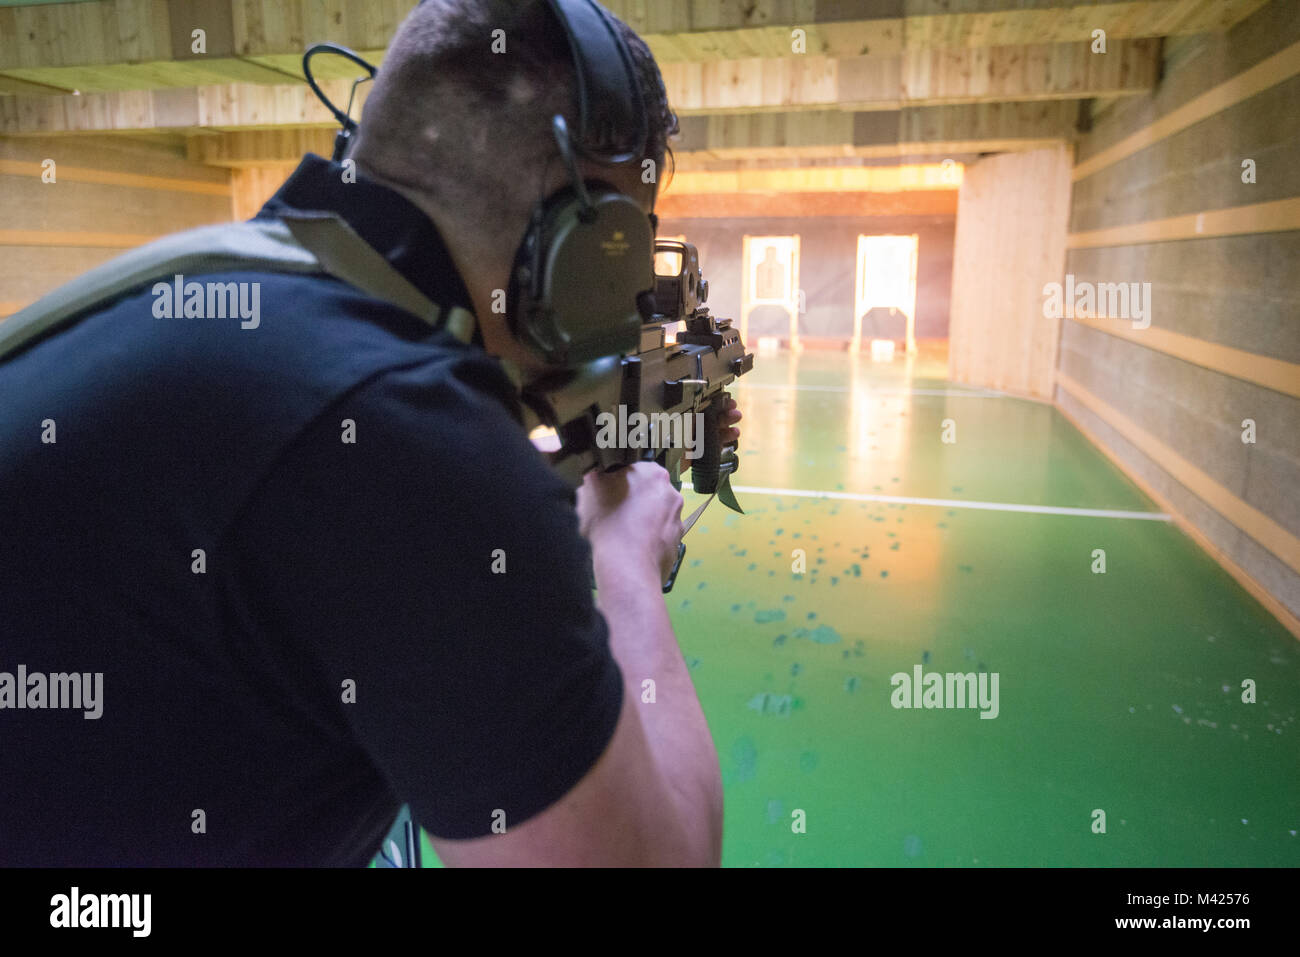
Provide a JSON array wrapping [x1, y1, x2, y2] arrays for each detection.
[[0, 0, 1274, 180]]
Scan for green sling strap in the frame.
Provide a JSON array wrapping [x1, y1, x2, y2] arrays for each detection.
[[0, 210, 478, 363]]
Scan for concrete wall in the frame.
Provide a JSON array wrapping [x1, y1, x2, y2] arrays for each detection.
[[1056, 0, 1300, 624]]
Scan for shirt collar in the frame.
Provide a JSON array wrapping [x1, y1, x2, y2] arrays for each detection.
[[255, 154, 478, 330]]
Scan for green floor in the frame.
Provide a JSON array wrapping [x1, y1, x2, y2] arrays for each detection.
[[416, 349, 1298, 867]]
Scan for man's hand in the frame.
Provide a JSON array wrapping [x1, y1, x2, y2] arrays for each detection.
[[715, 393, 743, 447], [576, 462, 684, 585], [683, 394, 742, 470]]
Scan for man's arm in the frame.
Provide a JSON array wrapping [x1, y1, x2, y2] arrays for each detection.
[[232, 350, 722, 867], [432, 463, 724, 867]]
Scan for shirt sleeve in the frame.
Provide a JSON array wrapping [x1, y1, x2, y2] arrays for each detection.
[[225, 346, 624, 840]]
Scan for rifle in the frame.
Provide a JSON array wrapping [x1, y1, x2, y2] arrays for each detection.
[[521, 239, 755, 591]]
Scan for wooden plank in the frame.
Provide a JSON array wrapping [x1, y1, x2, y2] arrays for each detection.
[[655, 189, 958, 218], [1055, 394, 1300, 639], [0, 246, 126, 304], [0, 73, 75, 95], [671, 142, 1045, 167], [182, 103, 1075, 166], [0, 158, 229, 195], [677, 102, 1078, 152], [948, 145, 1072, 399], [0, 37, 1152, 134], [185, 127, 335, 165], [892, 101, 1080, 146], [1073, 39, 1300, 181], [673, 152, 981, 171], [661, 41, 1158, 115], [901, 0, 1268, 49], [0, 0, 1266, 97], [639, 1, 1268, 60], [665, 164, 962, 195], [0, 58, 299, 93], [0, 173, 230, 239], [1057, 372, 1300, 577], [1066, 198, 1300, 248], [0, 0, 171, 70], [0, 132, 226, 180], [0, 77, 361, 134], [0, 2, 1268, 72], [230, 0, 404, 58], [1065, 315, 1300, 399], [0, 229, 164, 248], [230, 165, 292, 220]]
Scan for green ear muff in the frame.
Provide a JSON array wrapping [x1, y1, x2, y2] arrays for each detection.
[[508, 184, 654, 367], [499, 0, 657, 368]]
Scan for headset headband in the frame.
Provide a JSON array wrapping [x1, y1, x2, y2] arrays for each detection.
[[546, 0, 648, 166]]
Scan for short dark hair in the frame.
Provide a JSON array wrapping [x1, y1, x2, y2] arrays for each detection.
[[354, 0, 676, 237]]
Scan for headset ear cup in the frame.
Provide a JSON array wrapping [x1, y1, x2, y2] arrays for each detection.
[[507, 195, 564, 359], [508, 186, 653, 367]]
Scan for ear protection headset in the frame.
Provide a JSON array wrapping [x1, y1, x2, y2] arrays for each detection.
[[505, 0, 659, 367], [305, 0, 660, 368]]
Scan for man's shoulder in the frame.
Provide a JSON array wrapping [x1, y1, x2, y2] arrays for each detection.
[[23, 265, 514, 418], [0, 265, 524, 530]]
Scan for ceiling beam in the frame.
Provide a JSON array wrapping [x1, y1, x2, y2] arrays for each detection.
[[655, 189, 959, 219], [664, 164, 963, 195], [0, 77, 366, 135], [609, 0, 1268, 56], [182, 100, 1069, 170], [0, 37, 1147, 136], [671, 101, 1079, 159], [185, 127, 337, 166], [0, 0, 1263, 95], [662, 40, 1159, 114], [669, 153, 984, 172]]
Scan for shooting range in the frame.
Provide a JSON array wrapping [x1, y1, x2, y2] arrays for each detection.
[[1, 0, 1297, 871]]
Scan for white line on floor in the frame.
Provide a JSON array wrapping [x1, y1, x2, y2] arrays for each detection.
[[728, 485, 1172, 520]]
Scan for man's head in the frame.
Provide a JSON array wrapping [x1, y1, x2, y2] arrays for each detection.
[[351, 0, 677, 370]]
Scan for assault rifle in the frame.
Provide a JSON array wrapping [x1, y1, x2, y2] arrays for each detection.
[[522, 239, 755, 591]]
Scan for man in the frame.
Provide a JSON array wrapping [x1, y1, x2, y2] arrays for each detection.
[[0, 0, 731, 866]]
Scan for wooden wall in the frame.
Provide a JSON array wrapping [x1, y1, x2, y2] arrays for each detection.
[[231, 166, 295, 221], [0, 135, 231, 319], [1054, 1, 1300, 633], [948, 145, 1073, 399]]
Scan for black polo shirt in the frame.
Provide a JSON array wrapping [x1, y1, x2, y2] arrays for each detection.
[[0, 154, 623, 865]]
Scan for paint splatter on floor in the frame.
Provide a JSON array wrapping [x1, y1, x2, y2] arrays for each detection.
[[729, 737, 757, 784], [651, 351, 1300, 870], [748, 692, 794, 716]]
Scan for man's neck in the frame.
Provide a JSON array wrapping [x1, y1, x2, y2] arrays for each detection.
[[350, 158, 547, 375]]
